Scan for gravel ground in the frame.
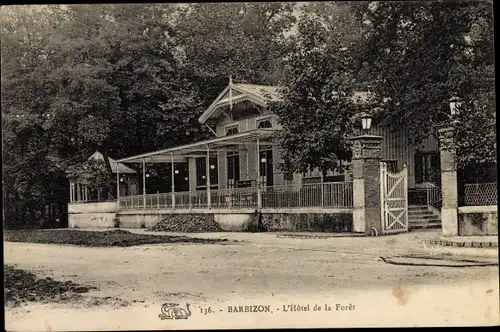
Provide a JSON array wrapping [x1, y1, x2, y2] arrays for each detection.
[[4, 230, 499, 329], [3, 229, 228, 247]]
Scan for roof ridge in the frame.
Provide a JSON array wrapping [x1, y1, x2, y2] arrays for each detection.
[[235, 83, 279, 88]]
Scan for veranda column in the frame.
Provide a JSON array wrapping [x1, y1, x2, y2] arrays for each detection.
[[116, 163, 120, 209], [76, 183, 81, 202], [206, 145, 211, 209], [188, 157, 197, 209], [171, 152, 175, 209], [349, 134, 383, 234], [69, 181, 73, 203], [438, 126, 459, 236], [256, 135, 262, 209], [142, 158, 146, 209]]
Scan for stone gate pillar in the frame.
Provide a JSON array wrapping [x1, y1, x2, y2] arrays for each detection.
[[438, 126, 458, 236], [349, 135, 384, 235]]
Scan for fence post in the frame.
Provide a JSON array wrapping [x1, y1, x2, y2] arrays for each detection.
[[206, 145, 211, 209], [142, 158, 146, 210], [426, 186, 430, 207], [380, 162, 386, 233], [404, 166, 409, 231], [171, 152, 176, 210], [157, 191, 160, 209], [321, 183, 325, 207], [298, 186, 302, 208], [256, 136, 262, 209]]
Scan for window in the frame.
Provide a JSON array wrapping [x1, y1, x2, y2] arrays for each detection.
[[226, 126, 239, 136], [257, 119, 272, 129], [196, 157, 218, 187], [259, 149, 273, 186]]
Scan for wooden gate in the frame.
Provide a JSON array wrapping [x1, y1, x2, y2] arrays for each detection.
[[380, 162, 408, 234]]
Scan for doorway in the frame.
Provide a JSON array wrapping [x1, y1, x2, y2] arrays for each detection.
[[259, 149, 273, 187]]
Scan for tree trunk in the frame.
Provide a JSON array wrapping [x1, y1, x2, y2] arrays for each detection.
[[98, 145, 117, 199]]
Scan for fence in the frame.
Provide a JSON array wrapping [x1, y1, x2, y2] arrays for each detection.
[[117, 181, 353, 211], [261, 182, 353, 208], [463, 182, 497, 206]]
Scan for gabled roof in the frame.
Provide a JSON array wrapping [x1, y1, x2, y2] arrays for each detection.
[[198, 81, 381, 124], [198, 83, 281, 124], [88, 151, 137, 174]]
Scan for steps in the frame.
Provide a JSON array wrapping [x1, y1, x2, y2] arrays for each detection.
[[408, 205, 441, 230]]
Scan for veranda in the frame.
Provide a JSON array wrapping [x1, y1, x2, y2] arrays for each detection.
[[111, 128, 353, 212]]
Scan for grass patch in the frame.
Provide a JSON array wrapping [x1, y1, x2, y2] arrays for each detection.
[[4, 265, 97, 307], [4, 265, 130, 308], [4, 229, 228, 247]]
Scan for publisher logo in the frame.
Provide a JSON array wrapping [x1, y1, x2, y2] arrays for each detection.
[[159, 302, 192, 320]]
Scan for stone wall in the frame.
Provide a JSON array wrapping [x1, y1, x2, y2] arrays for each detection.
[[69, 213, 116, 228], [215, 213, 255, 231], [261, 213, 353, 232], [69, 201, 354, 233], [458, 205, 498, 236], [68, 202, 117, 228], [118, 214, 164, 229], [68, 201, 116, 213], [118, 211, 353, 233]]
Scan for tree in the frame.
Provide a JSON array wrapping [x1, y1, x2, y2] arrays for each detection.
[[102, 4, 207, 156], [269, 4, 365, 174], [2, 5, 73, 227], [1, 4, 205, 227], [354, 1, 495, 170], [175, 2, 297, 104], [1, 3, 299, 227], [66, 159, 115, 196]]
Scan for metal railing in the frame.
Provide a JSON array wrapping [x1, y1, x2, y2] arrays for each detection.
[[117, 181, 353, 211], [426, 185, 442, 210], [210, 187, 258, 209], [408, 185, 442, 210], [261, 182, 353, 208], [464, 182, 497, 206]]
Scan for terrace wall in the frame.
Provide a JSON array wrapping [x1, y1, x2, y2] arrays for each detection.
[[68, 201, 117, 228], [116, 209, 353, 232], [458, 205, 498, 236]]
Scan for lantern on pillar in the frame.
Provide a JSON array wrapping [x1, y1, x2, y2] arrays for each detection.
[[359, 112, 373, 131], [449, 95, 462, 116]]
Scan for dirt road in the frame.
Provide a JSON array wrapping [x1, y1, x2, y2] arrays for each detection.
[[4, 230, 499, 330]]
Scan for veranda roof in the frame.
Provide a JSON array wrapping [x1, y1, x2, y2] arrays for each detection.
[[116, 128, 276, 164], [88, 151, 137, 174]]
